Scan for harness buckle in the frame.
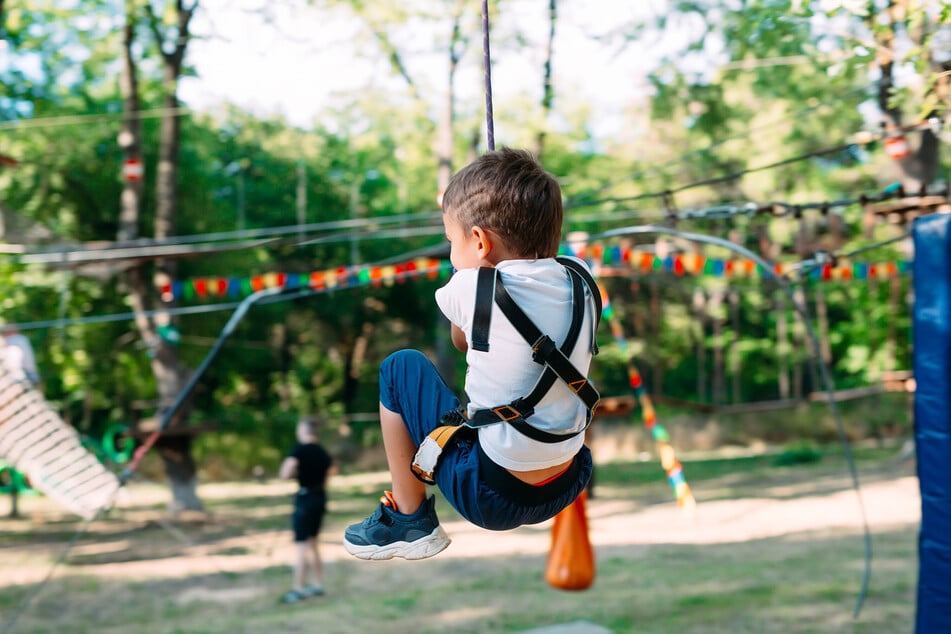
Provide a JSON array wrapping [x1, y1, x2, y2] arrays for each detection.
[[531, 335, 557, 363], [568, 378, 588, 393], [411, 436, 442, 485], [411, 423, 467, 485], [492, 404, 522, 421]]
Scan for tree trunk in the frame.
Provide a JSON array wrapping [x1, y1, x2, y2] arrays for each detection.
[[140, 1, 201, 514], [775, 290, 790, 400], [886, 276, 900, 372], [534, 0, 557, 161], [692, 287, 707, 403], [813, 284, 832, 366], [649, 280, 663, 400], [710, 290, 725, 405], [8, 486, 18, 519], [729, 288, 742, 404], [791, 287, 809, 400], [436, 0, 467, 198], [434, 1, 468, 388], [875, 2, 941, 188], [119, 2, 199, 513]]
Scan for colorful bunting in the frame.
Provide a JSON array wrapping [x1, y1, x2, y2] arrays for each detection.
[[158, 258, 452, 302], [161, 243, 909, 303], [561, 242, 909, 282]]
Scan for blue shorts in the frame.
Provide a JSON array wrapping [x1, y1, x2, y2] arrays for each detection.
[[379, 349, 592, 531]]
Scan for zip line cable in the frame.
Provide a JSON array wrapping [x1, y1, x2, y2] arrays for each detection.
[[7, 222, 447, 269], [0, 107, 193, 132], [592, 224, 872, 619], [481, 0, 495, 151], [2, 184, 940, 334], [4, 301, 248, 333], [4, 211, 444, 264], [565, 118, 942, 212], [787, 229, 915, 282], [4, 178, 941, 272], [18, 210, 442, 253]]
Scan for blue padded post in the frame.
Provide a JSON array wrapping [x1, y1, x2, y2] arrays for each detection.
[[914, 213, 951, 634]]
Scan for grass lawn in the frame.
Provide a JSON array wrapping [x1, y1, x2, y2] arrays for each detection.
[[0, 444, 920, 634]]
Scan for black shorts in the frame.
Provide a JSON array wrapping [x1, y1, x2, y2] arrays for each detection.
[[292, 490, 326, 542]]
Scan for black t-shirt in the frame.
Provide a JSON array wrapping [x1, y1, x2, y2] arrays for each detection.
[[291, 443, 333, 490]]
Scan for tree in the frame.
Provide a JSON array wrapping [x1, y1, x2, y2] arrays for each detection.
[[871, 0, 949, 188], [116, 0, 203, 513], [639, 1, 949, 194]]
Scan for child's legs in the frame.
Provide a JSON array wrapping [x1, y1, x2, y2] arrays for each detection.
[[292, 541, 309, 589], [292, 493, 325, 586], [378, 350, 460, 514], [381, 404, 427, 514], [306, 537, 322, 585]]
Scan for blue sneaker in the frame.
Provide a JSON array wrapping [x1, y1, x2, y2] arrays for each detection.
[[343, 491, 450, 560]]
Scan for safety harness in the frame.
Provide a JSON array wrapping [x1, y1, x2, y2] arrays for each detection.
[[412, 257, 602, 484]]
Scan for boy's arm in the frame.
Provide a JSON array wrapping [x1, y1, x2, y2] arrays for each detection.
[[279, 456, 298, 480], [450, 323, 468, 352]]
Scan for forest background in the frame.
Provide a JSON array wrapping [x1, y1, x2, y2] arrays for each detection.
[[0, 0, 948, 514]]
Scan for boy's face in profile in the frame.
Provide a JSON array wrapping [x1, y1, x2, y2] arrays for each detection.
[[442, 210, 482, 271]]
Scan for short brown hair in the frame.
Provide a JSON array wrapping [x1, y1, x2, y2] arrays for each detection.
[[297, 417, 321, 436], [441, 147, 563, 258]]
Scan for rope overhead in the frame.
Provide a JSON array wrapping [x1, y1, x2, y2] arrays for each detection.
[[481, 0, 495, 150]]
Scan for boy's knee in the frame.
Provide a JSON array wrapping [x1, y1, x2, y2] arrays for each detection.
[[380, 349, 427, 380]]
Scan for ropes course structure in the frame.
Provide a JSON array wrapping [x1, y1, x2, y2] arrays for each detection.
[[0, 350, 119, 520], [2, 1, 946, 629], [0, 160, 940, 632]]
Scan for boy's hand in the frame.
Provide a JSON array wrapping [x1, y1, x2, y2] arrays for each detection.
[[450, 323, 468, 352]]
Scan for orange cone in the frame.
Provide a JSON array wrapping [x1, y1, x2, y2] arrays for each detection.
[[545, 490, 595, 590]]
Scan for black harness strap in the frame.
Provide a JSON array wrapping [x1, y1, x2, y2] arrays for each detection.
[[510, 269, 585, 413], [465, 260, 601, 443], [557, 256, 601, 354], [471, 267, 495, 352]]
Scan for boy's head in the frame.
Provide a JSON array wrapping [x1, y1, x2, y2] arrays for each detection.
[[296, 417, 319, 443], [441, 147, 562, 267]]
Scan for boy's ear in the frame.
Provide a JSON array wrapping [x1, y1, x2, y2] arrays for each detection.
[[470, 225, 493, 258]]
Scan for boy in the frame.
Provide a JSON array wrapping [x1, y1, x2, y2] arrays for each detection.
[[279, 417, 336, 603], [343, 147, 600, 561]]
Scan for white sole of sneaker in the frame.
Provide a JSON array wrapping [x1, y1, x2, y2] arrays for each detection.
[[343, 525, 451, 561]]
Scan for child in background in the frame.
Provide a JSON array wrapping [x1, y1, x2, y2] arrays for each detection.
[[279, 417, 336, 603]]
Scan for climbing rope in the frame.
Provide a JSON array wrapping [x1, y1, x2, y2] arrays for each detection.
[[481, 0, 495, 150]]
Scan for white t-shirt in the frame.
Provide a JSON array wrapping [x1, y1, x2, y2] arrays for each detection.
[[434, 257, 596, 471]]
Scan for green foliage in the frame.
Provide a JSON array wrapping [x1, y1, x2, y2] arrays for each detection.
[[0, 1, 939, 477], [773, 441, 823, 466]]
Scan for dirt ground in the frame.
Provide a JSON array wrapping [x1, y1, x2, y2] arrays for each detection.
[[2, 461, 921, 582], [0, 454, 923, 633]]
